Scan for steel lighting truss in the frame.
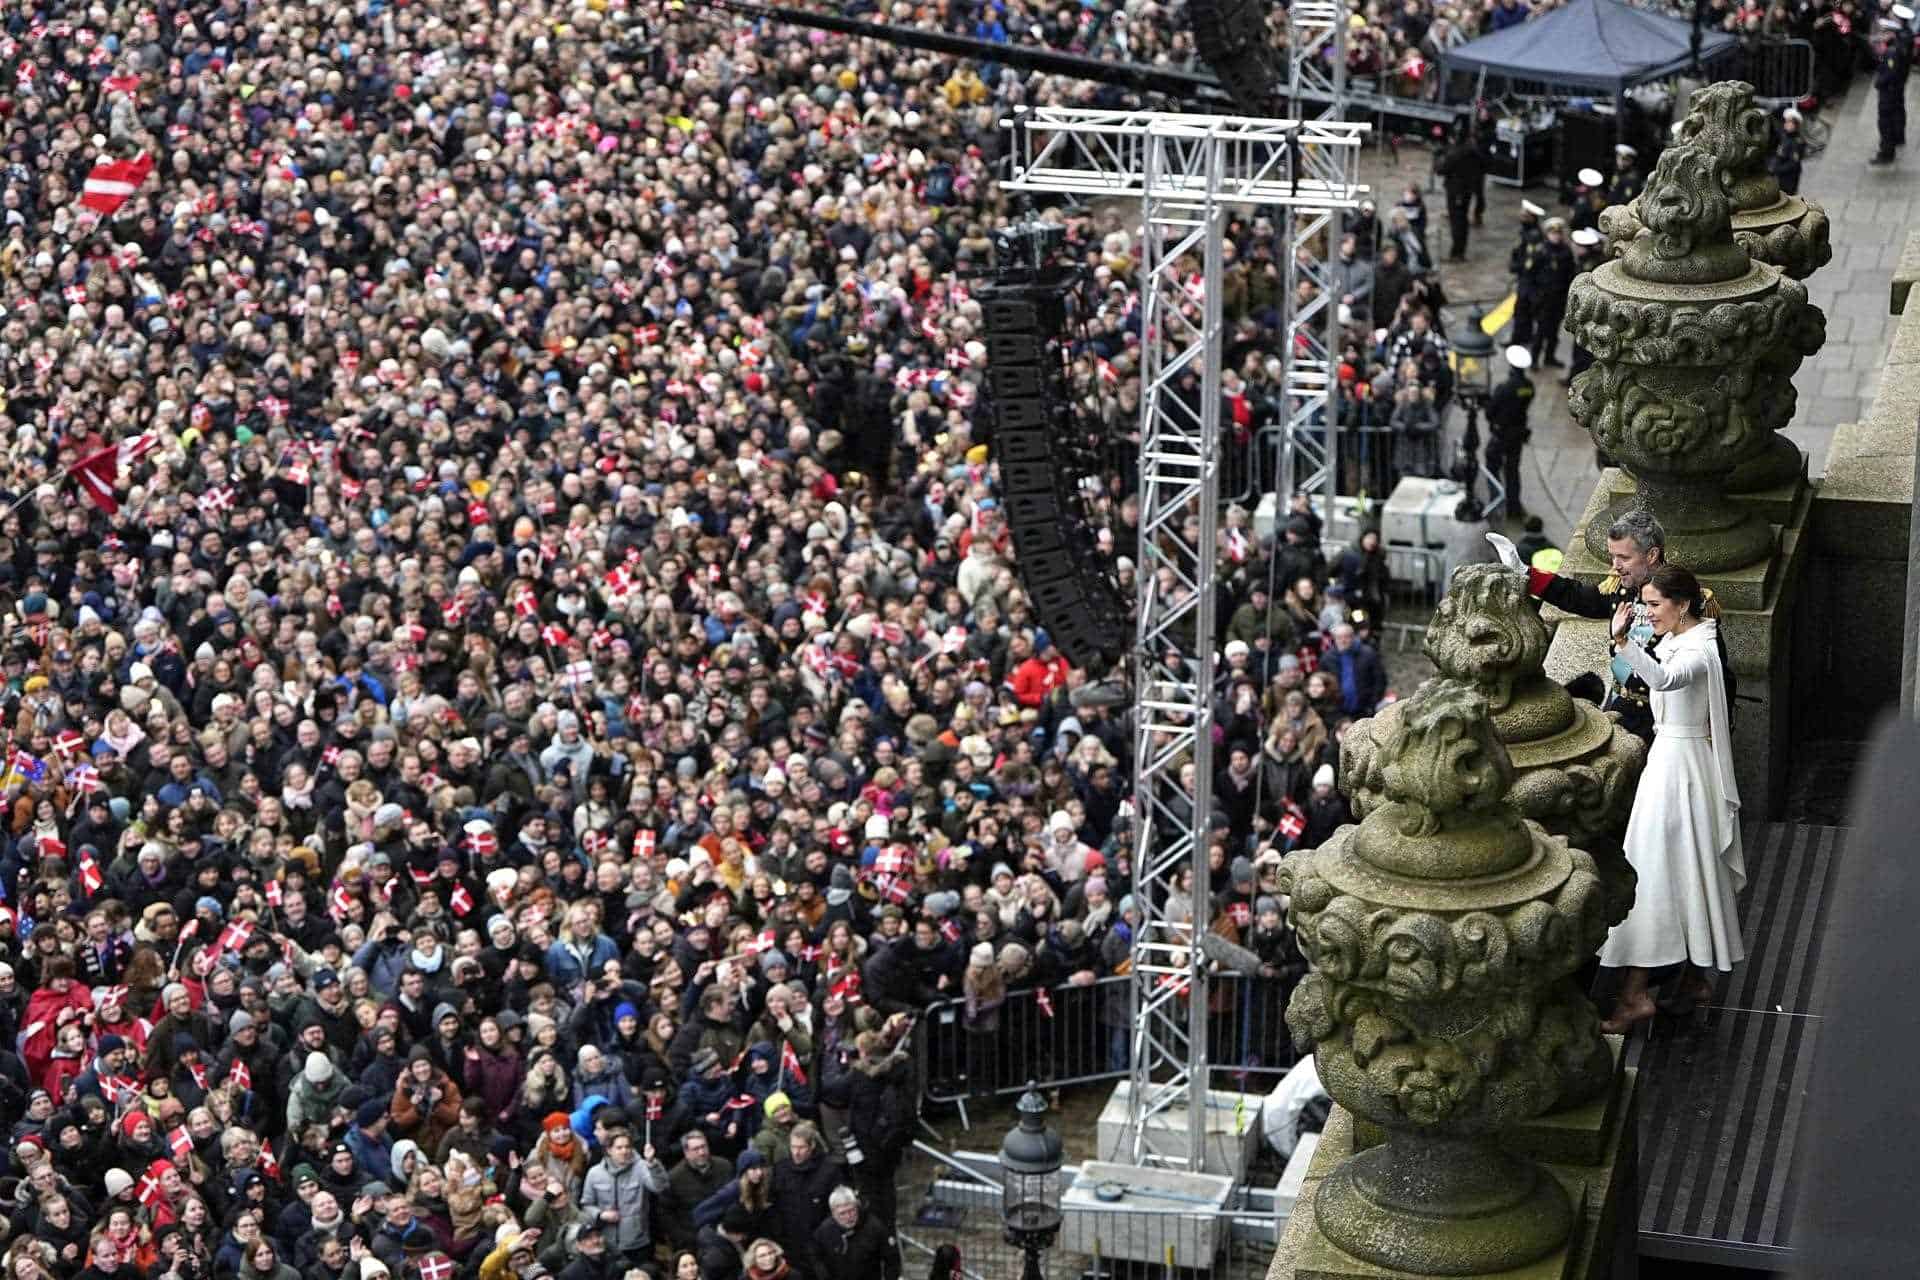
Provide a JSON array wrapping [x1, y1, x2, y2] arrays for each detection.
[[1004, 107, 1365, 1171], [1281, 1, 1351, 520]]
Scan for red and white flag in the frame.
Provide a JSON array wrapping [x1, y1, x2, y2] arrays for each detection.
[[228, 1058, 252, 1091], [215, 918, 253, 956], [1034, 988, 1055, 1020], [264, 879, 283, 908], [136, 1169, 165, 1206], [449, 884, 474, 917], [779, 1040, 808, 1086], [78, 849, 103, 896], [167, 1127, 193, 1161], [418, 1254, 454, 1280], [71, 431, 157, 515], [80, 153, 155, 216], [633, 829, 656, 861], [328, 882, 353, 921]]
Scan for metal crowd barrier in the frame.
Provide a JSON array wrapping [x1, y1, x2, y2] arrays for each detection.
[[919, 975, 1130, 1120], [916, 971, 1306, 1124]]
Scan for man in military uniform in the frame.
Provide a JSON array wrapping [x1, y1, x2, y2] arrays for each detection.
[[1870, 19, 1911, 166], [1488, 508, 1735, 745], [1522, 218, 1577, 368], [1569, 167, 1609, 234], [1606, 143, 1644, 205], [1507, 200, 1546, 352], [1485, 345, 1535, 520]]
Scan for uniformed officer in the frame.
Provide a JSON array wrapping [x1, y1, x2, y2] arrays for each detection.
[[1606, 143, 1643, 205], [1488, 509, 1736, 746], [1570, 167, 1609, 234], [1507, 199, 1546, 350], [1486, 345, 1535, 520], [1566, 226, 1605, 389], [1870, 17, 1911, 166], [1521, 218, 1577, 368]]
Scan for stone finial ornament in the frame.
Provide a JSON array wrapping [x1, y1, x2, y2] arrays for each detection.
[[1598, 80, 1832, 498], [1344, 565, 1644, 932], [1568, 142, 1824, 573], [1279, 680, 1612, 1275]]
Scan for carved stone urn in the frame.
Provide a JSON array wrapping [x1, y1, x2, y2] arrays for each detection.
[[1343, 565, 1645, 934], [1597, 81, 1833, 504], [1279, 680, 1612, 1275], [1567, 142, 1825, 573]]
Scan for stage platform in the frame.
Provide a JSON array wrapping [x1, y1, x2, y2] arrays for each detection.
[[1628, 822, 1843, 1271]]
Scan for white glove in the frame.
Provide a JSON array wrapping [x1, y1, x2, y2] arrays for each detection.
[[1485, 531, 1526, 573]]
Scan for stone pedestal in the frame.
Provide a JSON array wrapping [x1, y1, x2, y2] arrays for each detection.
[[1268, 1047, 1642, 1280], [1545, 468, 1809, 820]]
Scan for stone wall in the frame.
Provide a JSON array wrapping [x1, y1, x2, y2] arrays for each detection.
[[1800, 231, 1920, 732]]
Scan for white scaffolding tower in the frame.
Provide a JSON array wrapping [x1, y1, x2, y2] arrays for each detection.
[[1003, 106, 1366, 1171], [1282, 3, 1352, 519]]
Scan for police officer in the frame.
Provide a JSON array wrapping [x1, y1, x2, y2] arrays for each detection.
[[1870, 17, 1911, 166], [1570, 167, 1609, 234], [1507, 200, 1546, 351], [1606, 143, 1643, 205], [1437, 125, 1487, 261], [1522, 218, 1578, 368], [1486, 345, 1536, 520]]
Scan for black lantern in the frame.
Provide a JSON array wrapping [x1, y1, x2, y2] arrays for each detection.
[[1000, 1086, 1064, 1280], [1450, 307, 1498, 521]]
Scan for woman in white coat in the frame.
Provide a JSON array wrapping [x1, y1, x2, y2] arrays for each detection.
[[1599, 563, 1745, 1034]]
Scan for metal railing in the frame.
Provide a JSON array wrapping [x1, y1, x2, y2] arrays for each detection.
[[920, 975, 1132, 1108], [917, 971, 1307, 1118]]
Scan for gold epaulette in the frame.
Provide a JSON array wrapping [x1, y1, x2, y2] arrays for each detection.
[[1599, 574, 1620, 595]]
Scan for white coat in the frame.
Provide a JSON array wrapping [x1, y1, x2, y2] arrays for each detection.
[[1599, 619, 1746, 972]]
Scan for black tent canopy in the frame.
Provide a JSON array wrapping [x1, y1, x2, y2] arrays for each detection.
[[1442, 0, 1738, 93]]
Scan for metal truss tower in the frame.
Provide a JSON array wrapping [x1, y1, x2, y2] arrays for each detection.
[[1281, 2, 1352, 521], [1004, 107, 1366, 1171]]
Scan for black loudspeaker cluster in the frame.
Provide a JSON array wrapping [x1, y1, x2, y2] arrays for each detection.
[[1189, 0, 1285, 117], [979, 278, 1131, 672]]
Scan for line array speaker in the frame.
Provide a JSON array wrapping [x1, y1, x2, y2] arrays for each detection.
[[978, 277, 1130, 671]]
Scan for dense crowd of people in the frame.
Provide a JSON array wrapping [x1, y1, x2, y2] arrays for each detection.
[[0, 1, 1399, 1279]]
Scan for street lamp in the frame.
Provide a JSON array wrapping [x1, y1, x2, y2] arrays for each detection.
[[1001, 1086, 1064, 1280], [1450, 307, 1497, 521]]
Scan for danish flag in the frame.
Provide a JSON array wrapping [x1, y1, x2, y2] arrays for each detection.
[[215, 918, 253, 955], [645, 1095, 663, 1121], [257, 1145, 280, 1181], [873, 847, 908, 875], [167, 1127, 193, 1160], [264, 879, 282, 908], [328, 882, 353, 921], [418, 1255, 453, 1280], [228, 1058, 252, 1091], [63, 284, 88, 305], [779, 1041, 808, 1085], [465, 828, 497, 858], [80, 152, 155, 216], [1279, 801, 1307, 843], [633, 829, 656, 860], [78, 849, 103, 896], [449, 885, 474, 917], [137, 1170, 165, 1206], [70, 431, 157, 515], [197, 485, 235, 521], [1034, 988, 1055, 1019]]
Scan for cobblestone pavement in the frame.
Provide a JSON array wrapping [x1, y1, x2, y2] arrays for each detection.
[[1348, 75, 1908, 566]]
